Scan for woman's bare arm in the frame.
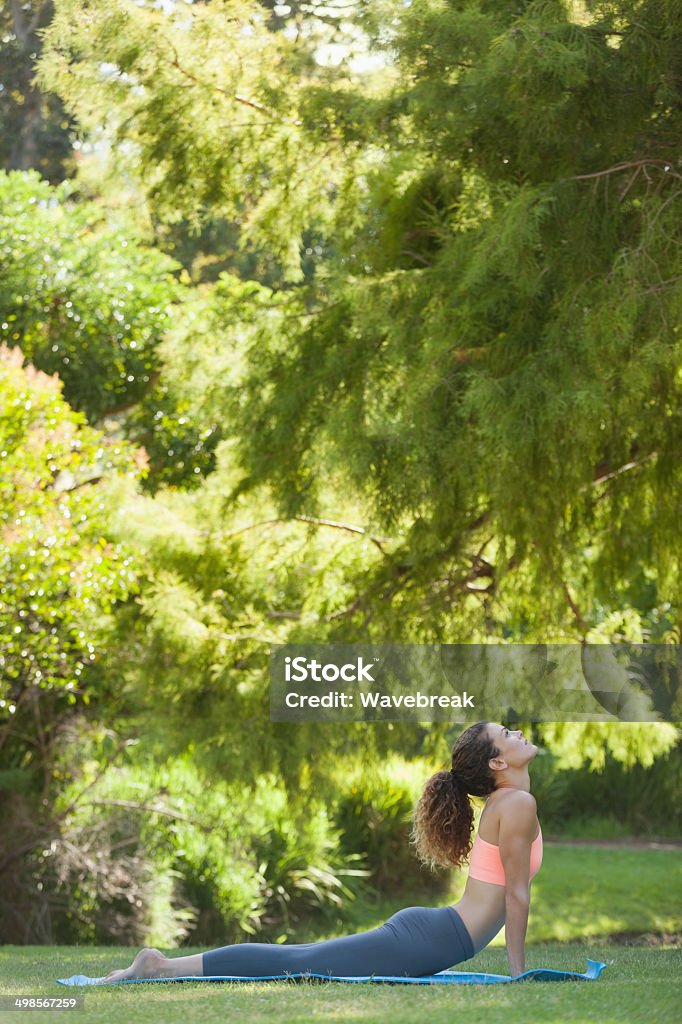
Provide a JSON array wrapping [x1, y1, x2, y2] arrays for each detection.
[[498, 791, 537, 977]]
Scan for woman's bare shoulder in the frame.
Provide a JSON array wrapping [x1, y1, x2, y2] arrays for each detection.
[[479, 790, 537, 843], [496, 792, 539, 847], [496, 790, 537, 816]]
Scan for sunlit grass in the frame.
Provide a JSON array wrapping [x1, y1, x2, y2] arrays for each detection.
[[294, 843, 681, 946], [0, 944, 679, 1024]]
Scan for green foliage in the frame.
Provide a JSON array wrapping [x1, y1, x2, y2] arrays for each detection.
[[537, 722, 679, 770], [1, 0, 677, 949], [220, 0, 682, 637], [41, 739, 368, 946], [0, 170, 221, 489], [0, 347, 145, 942], [38, 0, 682, 637], [530, 738, 682, 836], [39, 0, 342, 282], [251, 804, 368, 937], [125, 379, 220, 492], [97, 449, 421, 792], [335, 773, 444, 895], [0, 170, 180, 422], [47, 746, 264, 945], [0, 344, 142, 772]]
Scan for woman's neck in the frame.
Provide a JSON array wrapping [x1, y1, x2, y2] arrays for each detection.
[[491, 766, 532, 793]]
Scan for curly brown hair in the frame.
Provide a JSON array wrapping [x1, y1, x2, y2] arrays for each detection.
[[410, 721, 500, 870]]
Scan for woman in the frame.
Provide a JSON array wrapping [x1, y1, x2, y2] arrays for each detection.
[[102, 721, 540, 982]]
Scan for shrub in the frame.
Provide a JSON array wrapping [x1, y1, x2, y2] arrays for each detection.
[[333, 758, 451, 896], [528, 739, 682, 836]]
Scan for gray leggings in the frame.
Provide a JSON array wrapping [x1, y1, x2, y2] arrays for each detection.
[[202, 905, 474, 978]]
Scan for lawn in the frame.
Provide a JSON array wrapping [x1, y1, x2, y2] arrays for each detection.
[[0, 844, 679, 1024], [1, 945, 678, 1024], [297, 842, 682, 946]]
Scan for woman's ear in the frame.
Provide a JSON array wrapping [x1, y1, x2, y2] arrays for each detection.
[[489, 756, 507, 773]]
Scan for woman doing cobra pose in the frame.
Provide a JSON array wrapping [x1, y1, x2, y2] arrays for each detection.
[[102, 721, 540, 982]]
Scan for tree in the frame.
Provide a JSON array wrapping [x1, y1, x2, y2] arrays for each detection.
[[0, 343, 143, 776], [0, 1, 75, 180], [39, 1, 682, 639], [0, 170, 179, 420], [224, 0, 682, 642], [38, 0, 343, 283]]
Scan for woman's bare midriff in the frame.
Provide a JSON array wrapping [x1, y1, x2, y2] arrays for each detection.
[[451, 876, 508, 954]]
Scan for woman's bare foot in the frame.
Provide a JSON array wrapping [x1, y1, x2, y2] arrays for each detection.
[[103, 947, 169, 983]]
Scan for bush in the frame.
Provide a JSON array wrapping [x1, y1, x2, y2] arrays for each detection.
[[333, 758, 451, 896], [38, 740, 370, 947], [529, 740, 682, 837], [250, 803, 369, 938]]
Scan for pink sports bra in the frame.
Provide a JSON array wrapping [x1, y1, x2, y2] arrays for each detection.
[[468, 825, 543, 886]]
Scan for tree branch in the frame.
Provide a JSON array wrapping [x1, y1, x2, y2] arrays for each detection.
[[213, 514, 394, 554], [561, 579, 588, 637], [164, 37, 303, 127], [0, 736, 136, 877], [586, 450, 657, 490], [58, 475, 103, 493], [568, 159, 682, 185], [88, 798, 214, 831]]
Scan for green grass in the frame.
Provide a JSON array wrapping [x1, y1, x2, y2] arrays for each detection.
[[525, 845, 682, 943], [544, 816, 678, 840], [1, 945, 679, 1024], [295, 843, 682, 946], [1, 845, 680, 1024]]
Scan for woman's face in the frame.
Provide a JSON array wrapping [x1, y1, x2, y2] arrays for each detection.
[[487, 722, 538, 767]]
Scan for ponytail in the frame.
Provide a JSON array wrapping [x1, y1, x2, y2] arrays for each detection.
[[410, 722, 499, 870]]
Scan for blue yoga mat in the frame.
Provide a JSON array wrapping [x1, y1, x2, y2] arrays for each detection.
[[58, 958, 606, 986]]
